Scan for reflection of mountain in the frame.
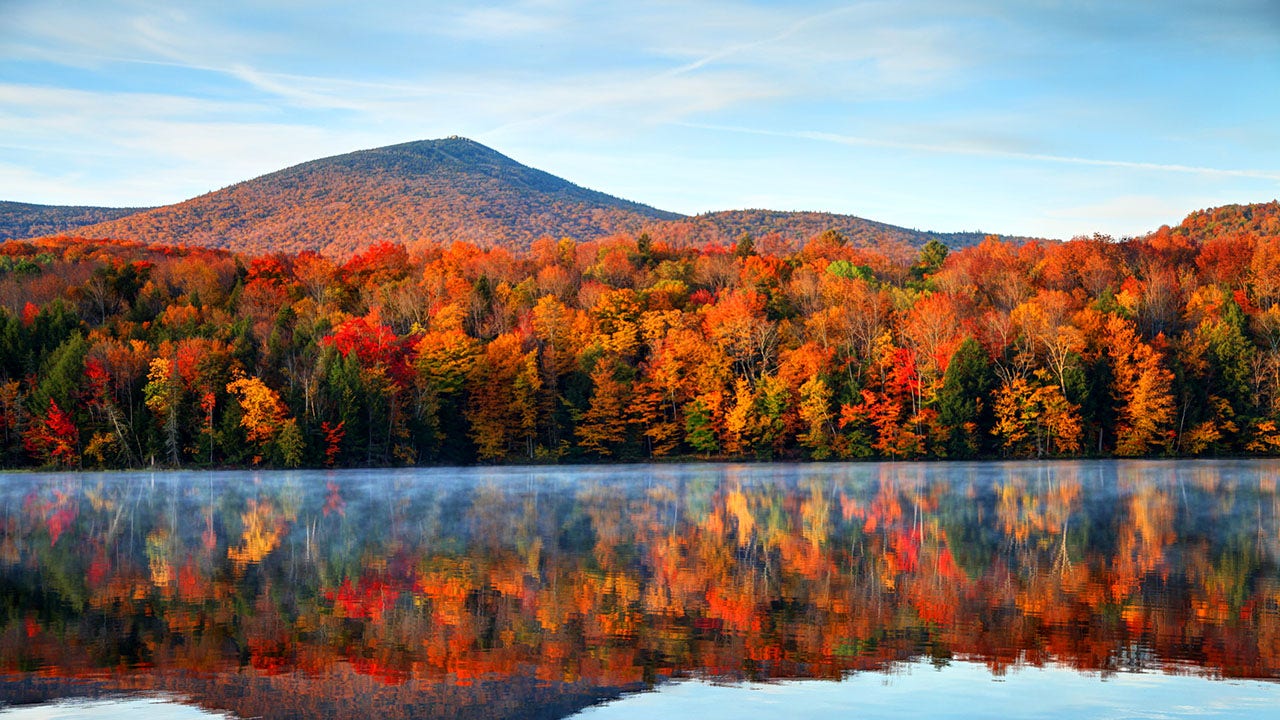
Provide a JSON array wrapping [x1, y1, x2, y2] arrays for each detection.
[[0, 671, 635, 720], [1, 461, 1279, 719]]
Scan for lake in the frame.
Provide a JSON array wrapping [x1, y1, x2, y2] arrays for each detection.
[[1, 460, 1278, 719]]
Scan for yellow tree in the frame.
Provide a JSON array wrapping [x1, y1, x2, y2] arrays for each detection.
[[1107, 316, 1176, 456], [1251, 236, 1280, 308], [414, 327, 480, 454], [796, 376, 835, 459], [591, 288, 643, 359], [819, 273, 893, 373], [780, 342, 836, 459], [1010, 290, 1083, 394], [632, 320, 701, 457], [531, 295, 588, 449], [575, 360, 632, 457], [1248, 304, 1280, 450], [143, 356, 182, 465], [723, 378, 758, 456], [226, 374, 296, 464], [467, 332, 542, 461], [991, 373, 1083, 457]]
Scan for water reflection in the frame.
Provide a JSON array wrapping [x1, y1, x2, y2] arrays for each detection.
[[1, 461, 1278, 719], [571, 661, 1280, 720], [0, 696, 233, 719]]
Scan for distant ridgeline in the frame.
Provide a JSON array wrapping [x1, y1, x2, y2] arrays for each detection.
[[0, 198, 1279, 468], [0, 137, 1012, 258], [0, 201, 150, 241]]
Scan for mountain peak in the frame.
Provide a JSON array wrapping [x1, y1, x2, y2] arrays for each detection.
[[65, 137, 682, 257], [11, 138, 1031, 257], [380, 135, 501, 157], [309, 136, 517, 174]]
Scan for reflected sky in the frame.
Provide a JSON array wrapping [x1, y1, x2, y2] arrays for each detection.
[[572, 661, 1280, 720], [0, 697, 233, 719]]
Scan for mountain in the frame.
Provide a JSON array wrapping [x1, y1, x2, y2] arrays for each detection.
[[21, 137, 1019, 256], [642, 209, 997, 250], [67, 137, 682, 257], [1167, 200, 1280, 243], [0, 201, 148, 241]]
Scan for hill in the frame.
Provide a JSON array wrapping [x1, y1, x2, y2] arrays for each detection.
[[68, 137, 682, 257], [1168, 200, 1280, 243], [25, 137, 1028, 257], [0, 201, 148, 240], [643, 208, 996, 250]]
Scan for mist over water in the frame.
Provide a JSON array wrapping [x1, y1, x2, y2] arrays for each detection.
[[2, 460, 1278, 718]]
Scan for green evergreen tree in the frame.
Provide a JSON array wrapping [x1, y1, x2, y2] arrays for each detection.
[[683, 398, 719, 456], [913, 239, 949, 279], [937, 337, 993, 457], [34, 333, 88, 414]]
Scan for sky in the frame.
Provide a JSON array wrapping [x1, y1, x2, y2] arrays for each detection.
[[1, 0, 1278, 240]]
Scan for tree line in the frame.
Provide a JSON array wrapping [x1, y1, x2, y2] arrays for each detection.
[[2, 204, 1280, 467]]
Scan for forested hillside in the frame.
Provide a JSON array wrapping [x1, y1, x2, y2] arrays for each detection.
[[39, 137, 1003, 258], [1170, 201, 1280, 244], [643, 209, 1000, 250], [2, 202, 1279, 468], [0, 201, 147, 240], [66, 137, 682, 257]]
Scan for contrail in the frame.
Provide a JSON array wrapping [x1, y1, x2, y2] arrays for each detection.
[[487, 4, 859, 136], [660, 4, 862, 78], [684, 123, 1280, 182]]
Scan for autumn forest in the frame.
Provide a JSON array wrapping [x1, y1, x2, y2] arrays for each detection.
[[3, 200, 1280, 469]]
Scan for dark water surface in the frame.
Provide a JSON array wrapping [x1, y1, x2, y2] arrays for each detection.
[[1, 460, 1278, 718]]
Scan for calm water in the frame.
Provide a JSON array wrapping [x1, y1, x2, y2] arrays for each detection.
[[1, 460, 1278, 719]]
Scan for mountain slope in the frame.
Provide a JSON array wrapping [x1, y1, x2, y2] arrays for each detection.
[[644, 209, 997, 250], [70, 137, 682, 257], [0, 201, 148, 241], [44, 136, 1024, 256], [1168, 200, 1280, 243]]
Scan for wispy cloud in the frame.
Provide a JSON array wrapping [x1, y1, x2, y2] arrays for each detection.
[[481, 3, 923, 136], [640, 1, 971, 96], [0, 82, 376, 204], [660, 4, 864, 77], [1, 0, 1276, 238], [482, 70, 781, 137], [2, 1, 280, 68], [452, 4, 564, 38], [682, 122, 1280, 182]]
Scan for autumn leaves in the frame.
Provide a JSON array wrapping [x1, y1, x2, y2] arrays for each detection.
[[3, 213, 1280, 467]]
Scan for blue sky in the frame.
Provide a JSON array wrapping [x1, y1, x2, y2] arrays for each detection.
[[1, 0, 1277, 239]]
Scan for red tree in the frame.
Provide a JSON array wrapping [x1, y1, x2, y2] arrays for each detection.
[[23, 399, 79, 467]]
